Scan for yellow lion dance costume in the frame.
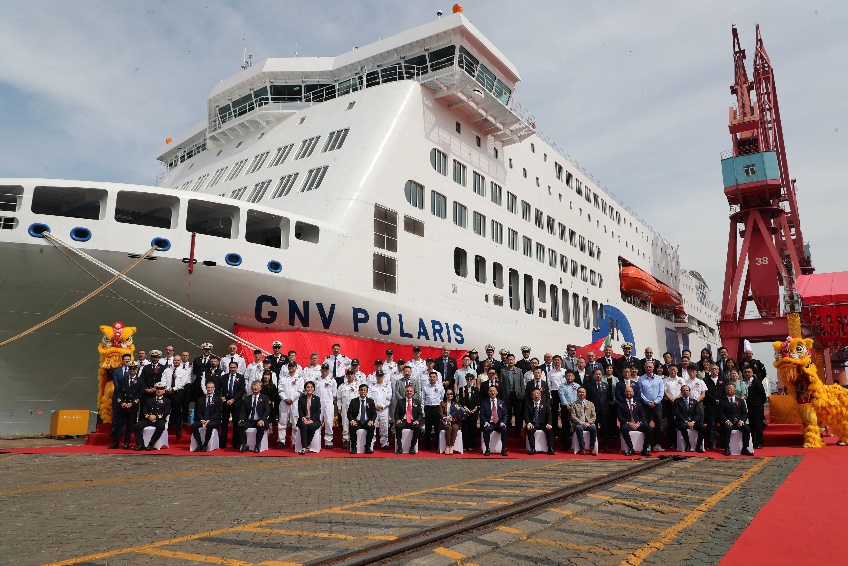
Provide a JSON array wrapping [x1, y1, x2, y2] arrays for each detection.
[[98, 322, 136, 424], [773, 336, 848, 448]]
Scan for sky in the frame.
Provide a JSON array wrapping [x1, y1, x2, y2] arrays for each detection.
[[1, 0, 846, 345]]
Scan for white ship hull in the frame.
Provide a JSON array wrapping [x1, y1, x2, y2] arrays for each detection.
[[0, 14, 719, 434]]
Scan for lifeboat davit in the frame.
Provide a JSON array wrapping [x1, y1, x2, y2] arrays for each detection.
[[620, 265, 684, 312]]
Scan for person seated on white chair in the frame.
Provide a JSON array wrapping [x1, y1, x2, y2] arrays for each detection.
[[524, 387, 555, 455], [238, 381, 270, 453], [192, 381, 221, 452], [673, 385, 706, 453], [134, 383, 170, 451], [348, 384, 377, 454]]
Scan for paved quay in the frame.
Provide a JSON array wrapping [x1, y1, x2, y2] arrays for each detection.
[[0, 452, 798, 566]]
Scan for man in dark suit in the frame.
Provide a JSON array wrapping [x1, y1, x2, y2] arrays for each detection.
[[394, 384, 423, 454], [615, 367, 640, 405], [219, 361, 246, 449], [741, 365, 767, 448], [515, 346, 533, 374], [479, 385, 508, 456], [598, 344, 616, 376], [673, 385, 706, 452], [617, 384, 651, 456], [523, 388, 555, 455], [435, 346, 458, 391], [584, 351, 602, 378], [615, 343, 636, 379], [348, 384, 377, 454], [192, 381, 222, 451], [563, 344, 579, 374], [110, 361, 144, 449], [134, 383, 171, 450], [140, 350, 166, 407], [238, 380, 270, 452], [720, 383, 754, 456], [457, 374, 479, 451], [524, 366, 550, 404], [639, 347, 659, 377], [703, 363, 725, 449], [498, 354, 521, 432], [265, 340, 287, 376], [585, 369, 613, 452], [741, 350, 768, 382]]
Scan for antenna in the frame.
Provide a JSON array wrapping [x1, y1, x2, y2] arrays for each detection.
[[241, 46, 253, 71], [437, 10, 443, 19]]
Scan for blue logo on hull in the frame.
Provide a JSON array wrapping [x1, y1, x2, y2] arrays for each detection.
[[592, 305, 635, 350]]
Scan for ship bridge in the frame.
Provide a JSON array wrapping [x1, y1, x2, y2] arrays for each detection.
[[157, 13, 535, 169]]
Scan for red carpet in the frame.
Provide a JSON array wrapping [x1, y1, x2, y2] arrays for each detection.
[[721, 447, 848, 565], [1, 420, 827, 459]]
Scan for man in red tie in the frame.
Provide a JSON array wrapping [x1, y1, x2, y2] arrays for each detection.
[[393, 385, 422, 454], [481, 385, 508, 457], [673, 385, 706, 452]]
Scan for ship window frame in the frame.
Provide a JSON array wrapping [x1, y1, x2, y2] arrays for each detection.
[[508, 268, 520, 311], [507, 191, 517, 213], [474, 255, 486, 284], [472, 211, 486, 237], [550, 285, 559, 321], [490, 182, 503, 206], [523, 274, 534, 314], [472, 171, 485, 196], [430, 148, 448, 175], [404, 180, 425, 209], [454, 247, 468, 278], [270, 173, 300, 199], [507, 228, 518, 251], [452, 201, 467, 228], [374, 204, 398, 252], [491, 219, 503, 244], [453, 159, 467, 187], [114, 190, 178, 229], [493, 262, 504, 289], [403, 215, 424, 237], [185, 198, 238, 239], [299, 165, 329, 193], [373, 252, 397, 294], [246, 208, 289, 250], [431, 191, 447, 219], [31, 185, 106, 221]]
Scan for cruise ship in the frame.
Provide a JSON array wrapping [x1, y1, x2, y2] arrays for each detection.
[[0, 11, 720, 434]]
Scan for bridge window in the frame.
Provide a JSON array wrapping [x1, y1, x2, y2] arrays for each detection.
[[428, 45, 456, 72], [269, 84, 303, 102]]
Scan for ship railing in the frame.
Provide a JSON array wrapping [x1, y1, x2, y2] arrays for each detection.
[[720, 148, 735, 159]]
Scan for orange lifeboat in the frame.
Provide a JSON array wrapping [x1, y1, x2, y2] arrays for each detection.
[[620, 265, 685, 312]]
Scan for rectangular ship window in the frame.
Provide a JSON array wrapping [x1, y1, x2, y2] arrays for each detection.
[[186, 199, 237, 239], [300, 166, 329, 192], [115, 191, 178, 229], [403, 215, 424, 237], [246, 209, 289, 249], [373, 253, 397, 294], [374, 205, 398, 252], [31, 186, 106, 220], [271, 174, 300, 199]]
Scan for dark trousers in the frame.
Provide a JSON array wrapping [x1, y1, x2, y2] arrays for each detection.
[[349, 421, 375, 452], [460, 415, 477, 450], [662, 399, 675, 443], [573, 423, 597, 450], [183, 383, 197, 423], [297, 420, 321, 447], [721, 421, 751, 450], [704, 404, 721, 447], [596, 411, 612, 449], [620, 422, 652, 451], [550, 392, 561, 436], [191, 420, 221, 447], [482, 422, 508, 450], [167, 390, 186, 435], [423, 406, 440, 449], [112, 410, 137, 444], [239, 419, 266, 448], [395, 421, 421, 452], [509, 392, 523, 432], [677, 421, 706, 449], [134, 418, 166, 447], [748, 405, 765, 446], [526, 426, 553, 452], [560, 406, 572, 450], [641, 401, 663, 446], [220, 401, 241, 447]]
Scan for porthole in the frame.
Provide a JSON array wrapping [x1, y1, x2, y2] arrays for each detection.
[[225, 253, 242, 266], [28, 223, 50, 238], [70, 227, 92, 242]]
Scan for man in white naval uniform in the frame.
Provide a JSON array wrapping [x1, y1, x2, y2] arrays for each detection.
[[370, 370, 393, 450], [277, 361, 304, 448], [245, 349, 267, 386], [302, 353, 322, 381], [348, 359, 367, 386], [162, 354, 192, 440], [287, 350, 304, 378], [407, 347, 428, 392], [323, 343, 351, 386], [337, 369, 361, 449], [313, 363, 338, 448], [367, 360, 386, 389], [221, 344, 246, 375], [383, 350, 398, 380]]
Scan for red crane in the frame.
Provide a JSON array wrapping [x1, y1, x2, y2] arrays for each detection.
[[718, 25, 813, 359]]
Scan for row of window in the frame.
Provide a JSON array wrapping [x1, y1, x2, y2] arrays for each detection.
[[428, 151, 601, 263], [453, 248, 602, 329], [24, 185, 321, 248], [174, 128, 348, 196], [404, 180, 602, 288], [221, 165, 330, 204]]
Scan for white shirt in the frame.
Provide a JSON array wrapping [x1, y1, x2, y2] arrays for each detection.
[[663, 376, 686, 400], [245, 362, 266, 385], [408, 358, 428, 388], [371, 382, 392, 410], [221, 354, 246, 374], [313, 376, 337, 404], [685, 377, 707, 401], [422, 383, 445, 406], [337, 380, 360, 413], [278, 372, 304, 402], [323, 354, 351, 379], [546, 368, 566, 391], [302, 364, 322, 382], [163, 364, 192, 391]]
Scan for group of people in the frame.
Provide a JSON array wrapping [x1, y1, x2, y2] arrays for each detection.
[[108, 340, 769, 457]]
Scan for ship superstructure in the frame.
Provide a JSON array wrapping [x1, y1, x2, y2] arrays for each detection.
[[0, 13, 718, 433]]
